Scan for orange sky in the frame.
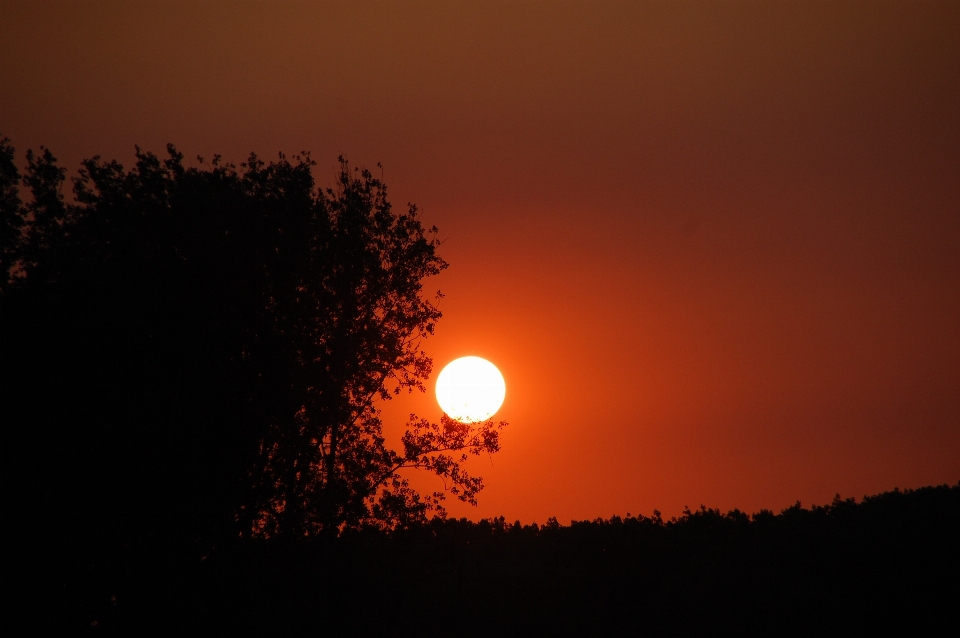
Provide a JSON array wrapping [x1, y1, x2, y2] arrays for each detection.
[[2, 1, 958, 521]]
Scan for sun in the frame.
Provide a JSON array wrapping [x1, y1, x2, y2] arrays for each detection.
[[435, 356, 506, 423]]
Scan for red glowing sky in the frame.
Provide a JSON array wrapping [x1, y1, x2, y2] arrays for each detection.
[[2, 1, 957, 520]]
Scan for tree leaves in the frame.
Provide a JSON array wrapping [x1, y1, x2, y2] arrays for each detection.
[[1, 137, 506, 544]]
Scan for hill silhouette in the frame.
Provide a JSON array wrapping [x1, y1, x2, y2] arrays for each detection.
[[8, 483, 959, 634]]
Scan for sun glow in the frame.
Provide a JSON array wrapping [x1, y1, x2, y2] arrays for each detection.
[[435, 356, 506, 423]]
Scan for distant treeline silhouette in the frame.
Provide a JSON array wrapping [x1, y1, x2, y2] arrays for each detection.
[[11, 483, 960, 633]]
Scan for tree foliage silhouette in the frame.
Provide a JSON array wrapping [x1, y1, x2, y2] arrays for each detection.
[[0, 137, 505, 543], [0, 137, 24, 284]]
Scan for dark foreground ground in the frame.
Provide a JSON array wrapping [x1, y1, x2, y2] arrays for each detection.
[[10, 483, 959, 635]]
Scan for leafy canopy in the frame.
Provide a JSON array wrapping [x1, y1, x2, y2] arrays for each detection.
[[1, 138, 506, 541]]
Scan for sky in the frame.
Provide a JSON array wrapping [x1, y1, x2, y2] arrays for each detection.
[[2, 0, 958, 522]]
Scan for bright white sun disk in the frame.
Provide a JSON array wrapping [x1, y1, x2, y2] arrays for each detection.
[[435, 356, 506, 423]]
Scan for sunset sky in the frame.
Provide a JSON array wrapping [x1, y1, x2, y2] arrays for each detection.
[[2, 1, 957, 522]]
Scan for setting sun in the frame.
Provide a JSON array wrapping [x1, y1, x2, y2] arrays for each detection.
[[435, 356, 506, 423]]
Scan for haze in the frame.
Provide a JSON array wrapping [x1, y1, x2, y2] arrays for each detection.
[[2, 0, 957, 521]]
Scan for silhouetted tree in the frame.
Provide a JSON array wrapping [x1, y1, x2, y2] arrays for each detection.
[[237, 159, 505, 537], [0, 137, 505, 547], [0, 137, 24, 288]]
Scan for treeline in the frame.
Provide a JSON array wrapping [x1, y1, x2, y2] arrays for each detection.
[[15, 483, 959, 634]]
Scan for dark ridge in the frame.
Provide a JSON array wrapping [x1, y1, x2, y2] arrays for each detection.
[[10, 483, 959, 634]]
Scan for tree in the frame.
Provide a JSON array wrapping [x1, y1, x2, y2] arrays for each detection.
[[0, 137, 26, 289], [240, 156, 506, 537], [1, 137, 506, 546]]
